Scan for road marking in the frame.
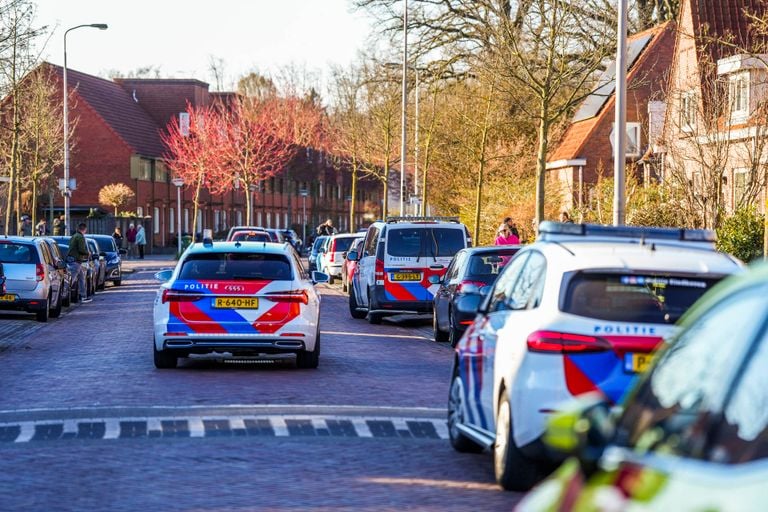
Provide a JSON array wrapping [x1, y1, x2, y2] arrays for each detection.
[[0, 415, 448, 444]]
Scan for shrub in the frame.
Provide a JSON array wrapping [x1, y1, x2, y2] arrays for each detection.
[[716, 207, 764, 263]]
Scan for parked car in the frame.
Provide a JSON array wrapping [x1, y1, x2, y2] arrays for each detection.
[[517, 263, 768, 512], [152, 237, 329, 369], [348, 216, 471, 323], [86, 238, 107, 291], [88, 234, 125, 286], [0, 236, 65, 321], [230, 230, 272, 243], [318, 233, 360, 285], [265, 228, 286, 244], [308, 236, 329, 272], [39, 237, 73, 308], [0, 262, 5, 295], [447, 222, 744, 491], [226, 226, 266, 241], [431, 245, 520, 345], [282, 229, 303, 254], [50, 236, 97, 300], [341, 238, 364, 293]]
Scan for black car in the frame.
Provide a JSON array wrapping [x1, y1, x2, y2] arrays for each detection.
[[431, 245, 520, 346], [50, 236, 97, 300], [87, 234, 125, 286]]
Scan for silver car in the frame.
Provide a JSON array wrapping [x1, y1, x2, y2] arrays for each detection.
[[0, 236, 65, 321]]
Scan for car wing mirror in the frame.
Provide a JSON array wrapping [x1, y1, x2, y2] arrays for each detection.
[[311, 271, 330, 284], [154, 269, 173, 283], [119, 248, 127, 256], [543, 392, 614, 466], [347, 250, 358, 262]]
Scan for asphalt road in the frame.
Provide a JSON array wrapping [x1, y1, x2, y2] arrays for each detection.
[[0, 259, 520, 511]]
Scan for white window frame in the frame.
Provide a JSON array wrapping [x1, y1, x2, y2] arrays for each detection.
[[729, 72, 750, 123], [184, 208, 189, 233], [153, 207, 160, 234], [213, 210, 221, 233], [236, 210, 243, 226], [169, 207, 175, 233], [626, 122, 641, 157], [733, 167, 749, 207], [680, 91, 697, 133], [137, 206, 143, 218]]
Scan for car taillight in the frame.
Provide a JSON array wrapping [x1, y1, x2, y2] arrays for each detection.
[[265, 290, 309, 305], [456, 280, 486, 294], [527, 330, 611, 353], [375, 258, 384, 278], [35, 263, 44, 282], [329, 241, 336, 262], [161, 290, 203, 304]]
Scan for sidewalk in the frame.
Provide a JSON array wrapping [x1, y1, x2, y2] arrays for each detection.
[[121, 254, 176, 274]]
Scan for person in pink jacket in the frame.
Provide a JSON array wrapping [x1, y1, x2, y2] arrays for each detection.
[[495, 223, 520, 245]]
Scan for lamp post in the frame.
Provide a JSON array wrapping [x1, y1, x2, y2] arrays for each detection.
[[63, 23, 107, 235], [172, 177, 184, 254], [299, 188, 309, 249], [399, 0, 408, 216], [613, 0, 628, 226]]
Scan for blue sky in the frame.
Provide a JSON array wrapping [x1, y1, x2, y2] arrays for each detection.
[[33, 0, 372, 88]]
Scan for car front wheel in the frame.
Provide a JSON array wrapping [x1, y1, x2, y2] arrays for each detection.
[[348, 286, 367, 319]]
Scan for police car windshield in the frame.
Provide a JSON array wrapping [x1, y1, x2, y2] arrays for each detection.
[[179, 253, 293, 281], [563, 272, 722, 324], [388, 228, 464, 258]]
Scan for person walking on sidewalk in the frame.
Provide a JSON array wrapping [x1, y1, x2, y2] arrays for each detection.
[[112, 226, 124, 248], [126, 223, 137, 259], [135, 224, 146, 259], [67, 223, 92, 303], [495, 223, 520, 246]]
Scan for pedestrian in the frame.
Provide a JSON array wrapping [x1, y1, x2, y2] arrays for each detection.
[[316, 219, 335, 237], [126, 223, 137, 259], [112, 226, 124, 248], [35, 217, 48, 236], [135, 224, 146, 259], [560, 211, 574, 223], [503, 216, 520, 238], [67, 222, 92, 303], [52, 215, 65, 236], [18, 216, 32, 236], [495, 223, 520, 246]]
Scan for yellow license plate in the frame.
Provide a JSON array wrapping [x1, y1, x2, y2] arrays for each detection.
[[0, 294, 16, 302], [213, 297, 259, 309], [625, 353, 653, 373], [392, 272, 421, 282]]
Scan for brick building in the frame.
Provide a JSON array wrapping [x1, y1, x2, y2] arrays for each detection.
[[41, 63, 380, 246], [546, 23, 676, 211]]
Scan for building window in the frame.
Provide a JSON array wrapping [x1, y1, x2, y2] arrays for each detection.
[[680, 91, 697, 132], [692, 171, 703, 197], [257, 211, 262, 227], [222, 210, 227, 230], [319, 181, 323, 198], [184, 208, 190, 233], [284, 213, 288, 228], [236, 210, 242, 225], [137, 206, 143, 217], [155, 161, 168, 183], [626, 123, 641, 157], [153, 207, 160, 234], [169, 207, 175, 233], [734, 168, 748, 206], [729, 72, 749, 122]]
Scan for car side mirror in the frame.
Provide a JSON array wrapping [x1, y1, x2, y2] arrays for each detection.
[[99, 251, 107, 257], [428, 275, 441, 285], [154, 269, 173, 283], [346, 250, 358, 262], [119, 249, 127, 256], [318, 248, 326, 254], [311, 271, 330, 284], [543, 393, 615, 467]]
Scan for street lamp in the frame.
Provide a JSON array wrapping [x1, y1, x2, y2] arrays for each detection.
[[172, 177, 184, 254], [399, 0, 409, 216], [63, 23, 108, 236], [299, 188, 309, 249], [613, 0, 628, 226]]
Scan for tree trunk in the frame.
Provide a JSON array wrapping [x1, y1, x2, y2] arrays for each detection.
[[191, 170, 204, 237], [472, 84, 494, 246], [535, 114, 550, 231], [244, 180, 253, 225]]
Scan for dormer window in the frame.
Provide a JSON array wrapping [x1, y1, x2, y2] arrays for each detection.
[[729, 72, 750, 122]]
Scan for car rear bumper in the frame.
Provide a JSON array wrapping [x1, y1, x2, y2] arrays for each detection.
[[371, 286, 434, 314], [0, 297, 48, 312], [160, 335, 309, 356]]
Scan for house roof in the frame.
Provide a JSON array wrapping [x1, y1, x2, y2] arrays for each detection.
[[691, 0, 768, 66], [47, 63, 167, 158], [549, 22, 675, 165]]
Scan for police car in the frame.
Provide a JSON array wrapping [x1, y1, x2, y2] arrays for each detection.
[[347, 216, 470, 323], [447, 222, 744, 491], [152, 233, 329, 369]]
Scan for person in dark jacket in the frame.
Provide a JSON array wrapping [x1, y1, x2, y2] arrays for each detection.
[[316, 219, 335, 237], [67, 223, 91, 303]]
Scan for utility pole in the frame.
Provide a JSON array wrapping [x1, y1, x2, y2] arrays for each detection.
[[613, 0, 628, 226]]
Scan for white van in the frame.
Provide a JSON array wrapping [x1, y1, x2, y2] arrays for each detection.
[[348, 217, 471, 323]]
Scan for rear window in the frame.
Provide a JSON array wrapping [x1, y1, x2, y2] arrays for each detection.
[[179, 252, 293, 281], [0, 242, 38, 263], [332, 237, 356, 252], [232, 232, 271, 242], [563, 272, 721, 324], [387, 228, 466, 258], [467, 249, 519, 279], [92, 237, 115, 252], [312, 237, 327, 251]]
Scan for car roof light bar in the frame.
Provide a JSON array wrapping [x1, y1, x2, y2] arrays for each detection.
[[537, 221, 716, 243], [385, 216, 460, 224]]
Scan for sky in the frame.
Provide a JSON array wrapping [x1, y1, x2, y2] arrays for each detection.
[[32, 0, 372, 90]]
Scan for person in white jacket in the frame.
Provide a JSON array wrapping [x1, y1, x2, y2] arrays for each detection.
[[135, 224, 147, 259]]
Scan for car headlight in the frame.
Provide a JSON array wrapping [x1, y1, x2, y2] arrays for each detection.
[[108, 258, 119, 265]]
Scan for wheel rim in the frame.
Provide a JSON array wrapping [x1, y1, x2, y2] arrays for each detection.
[[494, 399, 511, 476], [448, 376, 468, 441]]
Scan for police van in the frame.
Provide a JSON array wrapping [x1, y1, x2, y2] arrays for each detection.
[[347, 216, 471, 324]]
